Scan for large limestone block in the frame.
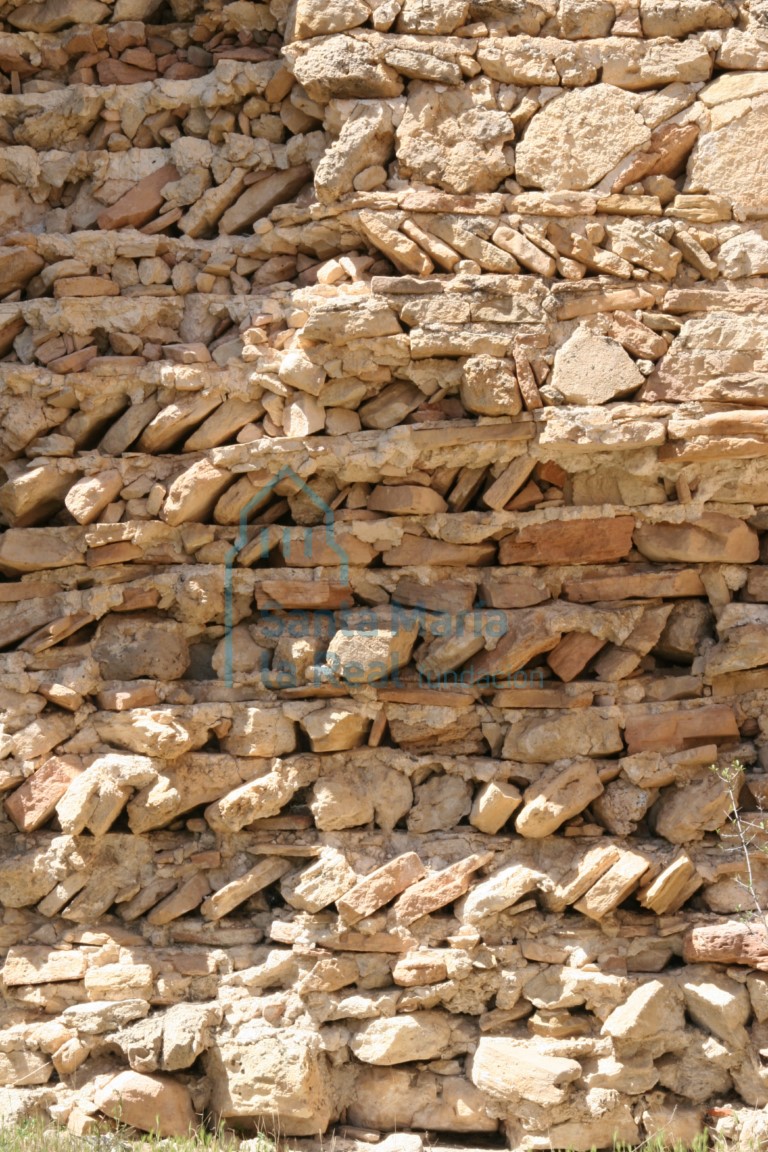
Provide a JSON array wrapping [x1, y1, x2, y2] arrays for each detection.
[[94, 1072, 194, 1137], [396, 81, 514, 194], [92, 615, 189, 681], [205, 1027, 334, 1135], [634, 513, 759, 563], [470, 1038, 581, 1107], [220, 708, 296, 757], [397, 0, 470, 33], [349, 1013, 453, 1065], [602, 980, 685, 1043], [686, 104, 768, 216], [681, 965, 752, 1044], [289, 0, 369, 39], [517, 1088, 639, 1151], [205, 765, 301, 831], [650, 768, 735, 844], [514, 759, 604, 836], [286, 36, 402, 101], [500, 517, 635, 566], [550, 328, 644, 404], [348, 1068, 498, 1133], [326, 616, 419, 684], [516, 85, 650, 191], [2, 946, 86, 986], [503, 712, 623, 763], [460, 355, 522, 416]]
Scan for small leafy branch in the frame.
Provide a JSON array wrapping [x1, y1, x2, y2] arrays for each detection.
[[711, 758, 768, 937]]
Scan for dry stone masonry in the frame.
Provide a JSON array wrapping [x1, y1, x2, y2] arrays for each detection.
[[3, 0, 768, 1146]]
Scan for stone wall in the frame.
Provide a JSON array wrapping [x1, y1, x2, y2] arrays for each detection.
[[2, 0, 768, 1146]]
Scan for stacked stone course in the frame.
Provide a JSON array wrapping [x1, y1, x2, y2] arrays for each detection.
[[3, 0, 768, 1146]]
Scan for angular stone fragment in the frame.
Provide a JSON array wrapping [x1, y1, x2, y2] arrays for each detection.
[[351, 1013, 453, 1066], [97, 165, 179, 230], [221, 709, 296, 757], [2, 946, 86, 986], [651, 767, 736, 844], [302, 708, 370, 752], [308, 774, 373, 831], [397, 0, 469, 32], [201, 858, 292, 920], [683, 967, 751, 1047], [634, 513, 759, 563], [85, 963, 154, 1002], [93, 616, 189, 681], [337, 852, 426, 924], [64, 470, 123, 526], [391, 852, 492, 925], [281, 849, 357, 912], [574, 849, 651, 919], [286, 36, 402, 101], [205, 1027, 334, 1135], [396, 82, 514, 195], [470, 1037, 581, 1106], [220, 166, 313, 233], [514, 759, 604, 837], [205, 766, 302, 832], [290, 0, 369, 39], [407, 775, 472, 833], [469, 781, 522, 833], [316, 104, 394, 205], [459, 862, 541, 924], [602, 980, 684, 1042], [500, 517, 635, 566], [549, 328, 643, 404], [516, 85, 650, 191], [326, 617, 419, 685], [0, 247, 44, 296], [146, 874, 211, 926], [94, 1071, 195, 1137], [460, 355, 522, 416], [503, 713, 623, 763], [161, 460, 232, 526], [4, 756, 82, 832]]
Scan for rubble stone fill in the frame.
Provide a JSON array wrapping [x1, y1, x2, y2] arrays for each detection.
[[3, 0, 768, 1146]]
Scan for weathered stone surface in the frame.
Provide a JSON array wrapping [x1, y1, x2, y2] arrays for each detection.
[[549, 328, 644, 404], [350, 1013, 452, 1064], [516, 85, 650, 191], [92, 616, 189, 681], [514, 759, 605, 835], [634, 514, 759, 564], [94, 1072, 195, 1137], [396, 82, 514, 195], [206, 1027, 334, 1135], [470, 1038, 581, 1106], [687, 104, 768, 216]]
